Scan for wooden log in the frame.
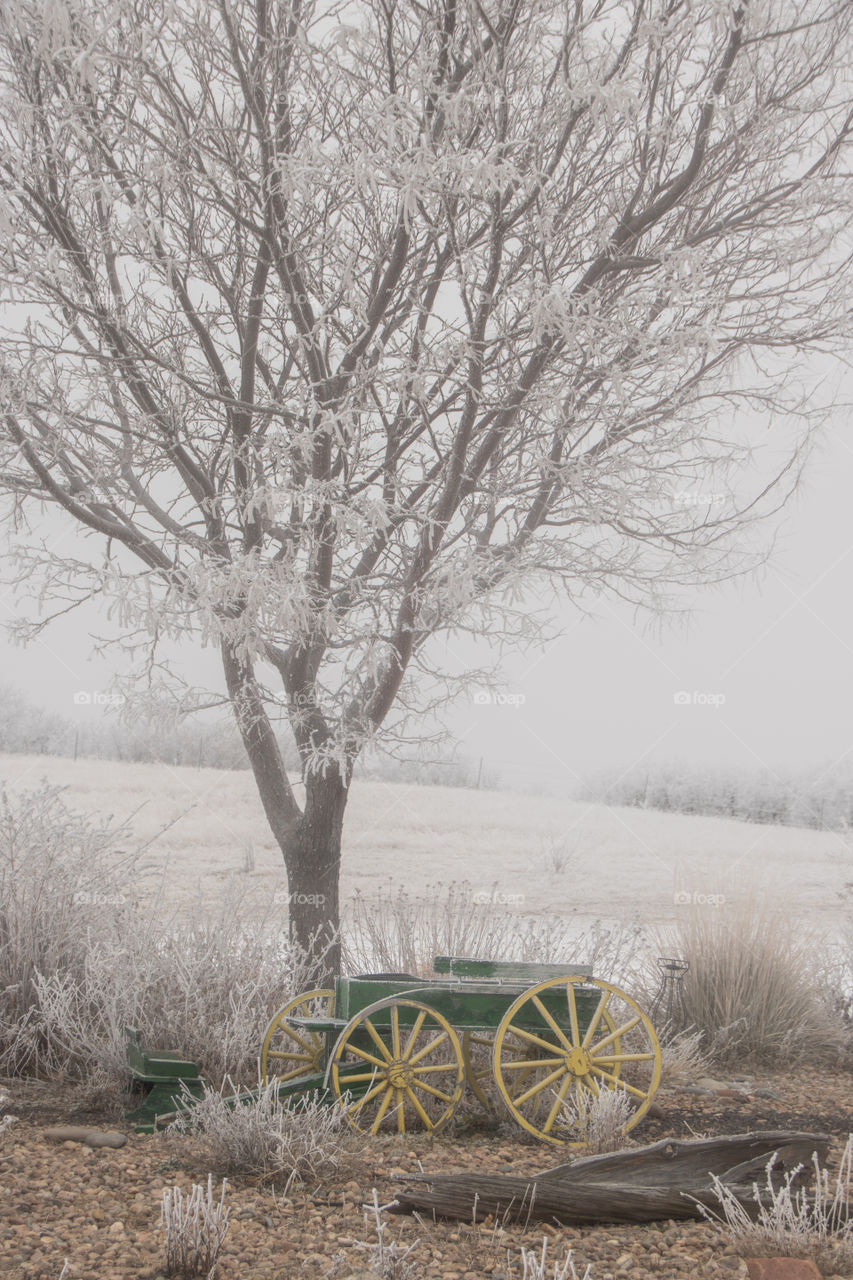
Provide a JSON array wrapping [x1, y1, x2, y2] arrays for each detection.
[[388, 1131, 831, 1227]]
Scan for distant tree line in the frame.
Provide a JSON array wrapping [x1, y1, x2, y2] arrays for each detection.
[[0, 684, 482, 786], [580, 763, 853, 833]]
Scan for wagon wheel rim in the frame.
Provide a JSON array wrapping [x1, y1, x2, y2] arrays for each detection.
[[329, 997, 465, 1135], [260, 988, 334, 1085], [492, 976, 661, 1146]]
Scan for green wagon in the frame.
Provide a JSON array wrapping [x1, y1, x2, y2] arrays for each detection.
[[260, 957, 662, 1145]]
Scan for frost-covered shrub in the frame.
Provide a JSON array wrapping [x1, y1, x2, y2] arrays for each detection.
[[702, 1135, 853, 1274], [559, 1084, 632, 1154], [172, 1076, 361, 1183], [0, 784, 323, 1085], [160, 1175, 230, 1278], [0, 783, 137, 1074]]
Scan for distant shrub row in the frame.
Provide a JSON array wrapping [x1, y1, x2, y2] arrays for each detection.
[[580, 761, 853, 832]]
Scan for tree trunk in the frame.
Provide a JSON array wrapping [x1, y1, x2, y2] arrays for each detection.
[[284, 769, 348, 980], [221, 641, 346, 978]]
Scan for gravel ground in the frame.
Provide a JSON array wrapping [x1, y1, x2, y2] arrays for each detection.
[[1, 1066, 851, 1280]]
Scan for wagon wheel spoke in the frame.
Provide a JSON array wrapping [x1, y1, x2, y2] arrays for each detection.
[[368, 1087, 394, 1134], [347, 1078, 389, 1115], [566, 984, 581, 1046], [493, 976, 661, 1146], [260, 988, 334, 1085], [408, 1030, 449, 1065], [589, 1066, 649, 1100], [504, 1025, 566, 1055], [589, 1016, 641, 1054], [402, 1008, 427, 1058], [330, 998, 464, 1137], [581, 990, 612, 1049], [404, 1086, 434, 1130], [344, 1044, 389, 1069], [410, 1079, 454, 1103], [502, 1056, 564, 1070], [363, 1017, 394, 1061], [592, 1052, 656, 1065], [532, 995, 574, 1052], [542, 1073, 574, 1135], [334, 1070, 381, 1084], [510, 1065, 567, 1107]]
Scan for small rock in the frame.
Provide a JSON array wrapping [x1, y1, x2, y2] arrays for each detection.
[[43, 1125, 127, 1149], [108, 1221, 125, 1236], [745, 1260, 822, 1280]]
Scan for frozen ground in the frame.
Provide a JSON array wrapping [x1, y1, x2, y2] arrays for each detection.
[[2, 752, 850, 934]]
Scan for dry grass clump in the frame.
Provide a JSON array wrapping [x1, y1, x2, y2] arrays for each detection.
[[172, 1076, 362, 1184], [667, 902, 844, 1066], [160, 1174, 230, 1278], [701, 1135, 853, 1274]]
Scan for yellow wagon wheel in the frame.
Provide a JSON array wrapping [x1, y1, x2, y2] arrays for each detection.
[[261, 988, 334, 1085], [492, 976, 661, 1146], [329, 997, 465, 1136]]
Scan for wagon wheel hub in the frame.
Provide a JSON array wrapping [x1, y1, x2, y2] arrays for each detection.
[[387, 1059, 413, 1089], [564, 1046, 591, 1077]]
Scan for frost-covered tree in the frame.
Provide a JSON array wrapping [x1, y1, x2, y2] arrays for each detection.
[[0, 0, 850, 967]]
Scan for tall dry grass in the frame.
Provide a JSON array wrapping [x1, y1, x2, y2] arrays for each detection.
[[666, 902, 845, 1065], [343, 881, 646, 981]]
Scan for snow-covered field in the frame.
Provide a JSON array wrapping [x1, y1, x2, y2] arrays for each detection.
[[1, 751, 850, 931]]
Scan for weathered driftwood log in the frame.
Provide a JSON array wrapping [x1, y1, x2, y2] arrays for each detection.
[[388, 1131, 831, 1226]]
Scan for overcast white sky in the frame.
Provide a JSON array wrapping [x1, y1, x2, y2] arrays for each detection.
[[1, 394, 851, 789]]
